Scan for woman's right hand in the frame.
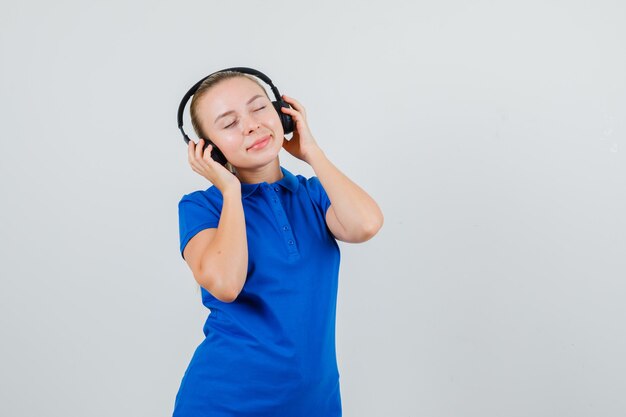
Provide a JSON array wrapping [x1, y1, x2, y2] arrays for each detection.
[[188, 139, 240, 194]]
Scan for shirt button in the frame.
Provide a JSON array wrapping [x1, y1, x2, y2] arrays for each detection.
[[288, 239, 294, 245], [282, 225, 289, 231], [274, 186, 280, 191]]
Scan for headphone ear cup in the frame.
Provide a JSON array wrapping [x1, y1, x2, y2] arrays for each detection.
[[272, 100, 294, 135], [202, 139, 228, 166]]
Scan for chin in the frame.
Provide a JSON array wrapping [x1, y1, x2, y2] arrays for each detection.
[[254, 136, 283, 162], [233, 153, 281, 171]]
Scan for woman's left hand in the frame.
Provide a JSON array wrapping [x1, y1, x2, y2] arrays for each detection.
[[280, 94, 322, 164]]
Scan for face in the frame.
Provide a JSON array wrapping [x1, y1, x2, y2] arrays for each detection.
[[196, 76, 284, 169]]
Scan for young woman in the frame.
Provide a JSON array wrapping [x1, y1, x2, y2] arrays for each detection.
[[174, 69, 383, 416]]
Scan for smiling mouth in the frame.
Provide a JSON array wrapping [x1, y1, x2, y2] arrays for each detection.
[[247, 135, 271, 151]]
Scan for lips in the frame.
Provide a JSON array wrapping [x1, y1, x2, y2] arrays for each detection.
[[247, 135, 271, 151]]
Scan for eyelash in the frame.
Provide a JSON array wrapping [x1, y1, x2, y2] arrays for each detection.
[[224, 106, 267, 129]]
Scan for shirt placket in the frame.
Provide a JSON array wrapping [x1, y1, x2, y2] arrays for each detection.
[[261, 183, 299, 256]]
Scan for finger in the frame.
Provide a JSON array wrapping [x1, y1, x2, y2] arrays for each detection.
[[201, 143, 221, 169], [188, 140, 198, 166], [282, 95, 305, 115], [189, 139, 207, 172], [195, 138, 206, 161], [280, 105, 301, 118], [281, 105, 305, 124], [203, 143, 214, 163]]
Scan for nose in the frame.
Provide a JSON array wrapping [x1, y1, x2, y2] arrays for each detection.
[[241, 112, 261, 135]]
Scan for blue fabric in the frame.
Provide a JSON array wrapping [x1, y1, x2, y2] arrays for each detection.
[[173, 166, 342, 416]]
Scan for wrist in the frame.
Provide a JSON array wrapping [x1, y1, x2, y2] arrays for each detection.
[[306, 145, 326, 166], [221, 185, 242, 199]]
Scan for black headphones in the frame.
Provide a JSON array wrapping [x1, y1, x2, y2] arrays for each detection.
[[177, 67, 295, 166]]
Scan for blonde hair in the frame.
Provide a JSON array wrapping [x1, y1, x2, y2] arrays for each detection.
[[189, 71, 270, 173]]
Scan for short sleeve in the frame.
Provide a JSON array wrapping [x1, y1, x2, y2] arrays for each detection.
[[305, 176, 332, 216], [178, 192, 221, 260]]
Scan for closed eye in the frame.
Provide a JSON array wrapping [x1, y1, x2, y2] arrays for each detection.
[[224, 106, 266, 128]]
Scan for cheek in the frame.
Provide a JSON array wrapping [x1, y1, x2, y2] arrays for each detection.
[[209, 131, 241, 153], [273, 135, 284, 150], [268, 112, 285, 137]]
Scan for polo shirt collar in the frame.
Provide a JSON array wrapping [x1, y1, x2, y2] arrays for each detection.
[[240, 166, 299, 199]]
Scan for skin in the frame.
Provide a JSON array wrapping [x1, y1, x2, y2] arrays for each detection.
[[185, 76, 384, 302]]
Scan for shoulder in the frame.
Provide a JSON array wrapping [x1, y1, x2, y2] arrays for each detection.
[[292, 173, 324, 193], [289, 173, 331, 214], [179, 185, 223, 207], [300, 174, 328, 197]]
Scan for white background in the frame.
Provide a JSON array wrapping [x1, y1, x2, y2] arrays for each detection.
[[1, 1, 625, 416]]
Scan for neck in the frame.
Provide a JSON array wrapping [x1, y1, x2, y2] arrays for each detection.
[[235, 157, 283, 184]]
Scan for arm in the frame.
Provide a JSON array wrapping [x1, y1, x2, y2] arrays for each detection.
[[280, 95, 384, 243], [183, 190, 248, 303], [183, 140, 248, 302], [308, 147, 383, 243]]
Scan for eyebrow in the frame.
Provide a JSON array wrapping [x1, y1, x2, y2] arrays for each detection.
[[214, 94, 265, 123]]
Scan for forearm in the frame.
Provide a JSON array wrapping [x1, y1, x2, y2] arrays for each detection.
[[199, 189, 248, 300], [308, 147, 384, 238]]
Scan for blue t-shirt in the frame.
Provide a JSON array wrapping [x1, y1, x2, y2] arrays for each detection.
[[173, 166, 342, 417]]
